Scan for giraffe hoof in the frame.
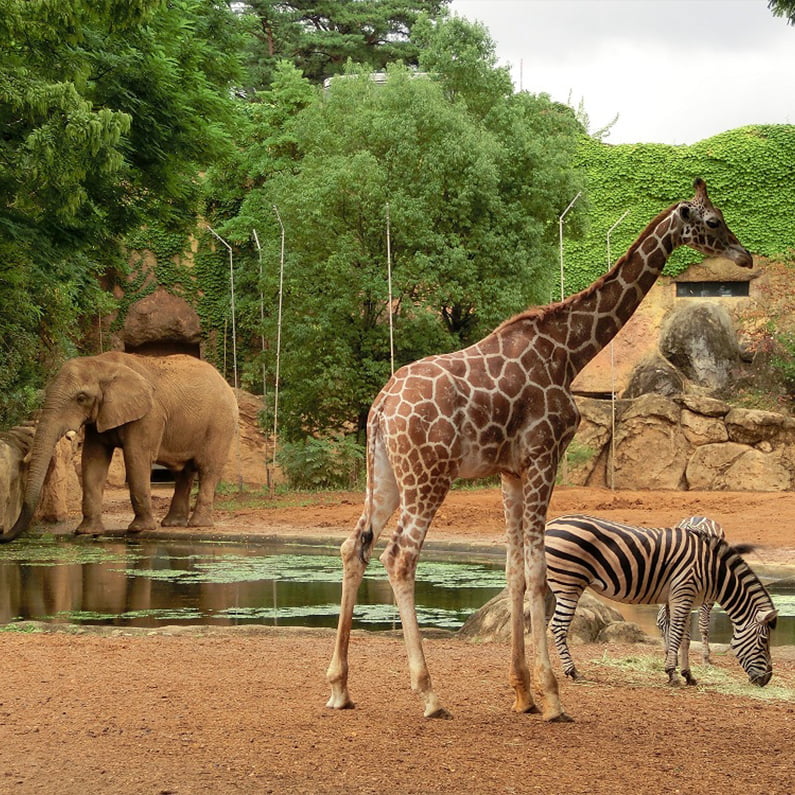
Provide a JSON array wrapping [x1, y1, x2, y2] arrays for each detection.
[[326, 695, 356, 710], [546, 712, 574, 723], [517, 703, 540, 715], [425, 706, 453, 720]]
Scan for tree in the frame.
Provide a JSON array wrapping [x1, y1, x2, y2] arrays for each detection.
[[203, 58, 584, 440], [0, 0, 245, 424], [769, 0, 795, 24], [239, 0, 450, 90]]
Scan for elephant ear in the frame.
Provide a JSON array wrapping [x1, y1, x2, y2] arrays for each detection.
[[96, 363, 155, 433]]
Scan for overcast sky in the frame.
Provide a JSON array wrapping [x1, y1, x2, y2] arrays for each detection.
[[448, 0, 795, 144]]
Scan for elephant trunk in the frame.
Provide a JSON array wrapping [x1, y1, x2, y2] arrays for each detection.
[[0, 415, 66, 543]]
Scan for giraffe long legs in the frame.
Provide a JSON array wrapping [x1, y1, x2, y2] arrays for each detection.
[[326, 455, 399, 711], [502, 470, 570, 722], [380, 514, 450, 719], [501, 474, 535, 714]]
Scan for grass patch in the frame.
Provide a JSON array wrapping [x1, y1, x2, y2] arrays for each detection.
[[592, 651, 795, 702]]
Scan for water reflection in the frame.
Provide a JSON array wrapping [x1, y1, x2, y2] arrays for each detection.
[[0, 538, 506, 631], [0, 537, 792, 643]]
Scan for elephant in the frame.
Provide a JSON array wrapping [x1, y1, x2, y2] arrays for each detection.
[[0, 352, 238, 542], [0, 421, 35, 535]]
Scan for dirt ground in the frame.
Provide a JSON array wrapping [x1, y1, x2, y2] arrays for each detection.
[[1, 485, 794, 795]]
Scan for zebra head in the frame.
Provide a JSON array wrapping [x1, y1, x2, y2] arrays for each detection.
[[729, 608, 778, 686]]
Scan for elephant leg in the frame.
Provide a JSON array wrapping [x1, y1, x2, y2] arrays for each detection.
[[162, 466, 194, 527], [76, 435, 113, 535], [123, 447, 157, 533], [188, 463, 222, 527]]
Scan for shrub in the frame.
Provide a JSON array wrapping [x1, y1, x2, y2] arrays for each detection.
[[277, 435, 364, 490]]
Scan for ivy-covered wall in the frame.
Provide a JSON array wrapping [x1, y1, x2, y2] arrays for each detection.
[[563, 124, 795, 295]]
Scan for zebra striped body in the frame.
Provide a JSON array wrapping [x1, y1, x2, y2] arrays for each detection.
[[656, 516, 725, 673], [545, 514, 777, 686]]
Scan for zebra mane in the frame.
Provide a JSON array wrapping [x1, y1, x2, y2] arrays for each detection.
[[702, 534, 755, 557], [704, 534, 775, 617]]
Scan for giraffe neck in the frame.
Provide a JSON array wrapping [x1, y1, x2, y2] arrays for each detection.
[[540, 203, 682, 379]]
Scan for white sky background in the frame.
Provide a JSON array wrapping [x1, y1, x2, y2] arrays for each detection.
[[448, 0, 795, 144]]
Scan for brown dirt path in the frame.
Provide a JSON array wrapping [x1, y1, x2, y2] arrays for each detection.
[[1, 486, 794, 795]]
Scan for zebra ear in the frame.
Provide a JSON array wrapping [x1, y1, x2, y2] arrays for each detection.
[[756, 609, 778, 625]]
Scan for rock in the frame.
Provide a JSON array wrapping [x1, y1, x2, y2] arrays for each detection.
[[458, 588, 627, 646], [680, 408, 728, 446], [659, 302, 740, 391], [721, 448, 791, 491], [685, 442, 791, 491], [686, 442, 748, 490], [724, 407, 795, 446], [622, 353, 684, 399], [597, 621, 648, 644], [121, 289, 202, 356], [37, 434, 81, 521], [222, 390, 271, 487], [611, 394, 689, 489], [679, 394, 731, 418]]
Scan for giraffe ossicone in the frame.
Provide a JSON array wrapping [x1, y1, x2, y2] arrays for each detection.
[[326, 179, 752, 721]]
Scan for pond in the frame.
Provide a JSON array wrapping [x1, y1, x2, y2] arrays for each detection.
[[0, 536, 793, 644]]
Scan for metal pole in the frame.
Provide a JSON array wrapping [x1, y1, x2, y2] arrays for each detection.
[[558, 192, 581, 301], [208, 227, 238, 391], [271, 205, 286, 497], [605, 209, 631, 491], [252, 228, 267, 399], [385, 203, 395, 375]]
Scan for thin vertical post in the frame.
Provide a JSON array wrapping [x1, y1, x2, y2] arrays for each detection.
[[271, 205, 286, 497], [605, 209, 631, 490], [252, 228, 267, 399], [385, 203, 395, 375], [558, 192, 581, 301]]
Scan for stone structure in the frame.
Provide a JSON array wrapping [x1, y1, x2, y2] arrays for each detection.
[[570, 393, 795, 491]]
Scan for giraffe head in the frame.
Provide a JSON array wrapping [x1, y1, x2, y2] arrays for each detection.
[[676, 178, 752, 267]]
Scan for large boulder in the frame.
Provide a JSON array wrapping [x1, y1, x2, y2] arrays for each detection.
[[685, 442, 792, 491], [458, 587, 638, 647], [610, 394, 689, 489], [659, 302, 740, 391], [622, 353, 685, 399], [121, 289, 202, 356]]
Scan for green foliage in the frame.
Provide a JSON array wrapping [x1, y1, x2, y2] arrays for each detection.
[[772, 330, 795, 397], [240, 0, 450, 90], [563, 126, 795, 294], [769, 0, 795, 24], [203, 47, 585, 439], [0, 0, 246, 422], [277, 435, 365, 490]]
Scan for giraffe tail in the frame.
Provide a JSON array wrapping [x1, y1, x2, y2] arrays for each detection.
[[358, 408, 381, 565]]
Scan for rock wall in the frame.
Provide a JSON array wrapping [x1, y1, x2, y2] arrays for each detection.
[[571, 393, 795, 491]]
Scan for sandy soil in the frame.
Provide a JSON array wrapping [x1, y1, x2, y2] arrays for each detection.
[[1, 485, 794, 795]]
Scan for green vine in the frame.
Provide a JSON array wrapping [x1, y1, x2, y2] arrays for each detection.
[[563, 125, 795, 294]]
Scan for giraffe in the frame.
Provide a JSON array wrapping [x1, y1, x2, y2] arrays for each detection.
[[326, 179, 752, 721]]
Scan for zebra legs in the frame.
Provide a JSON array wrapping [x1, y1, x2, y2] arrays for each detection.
[[662, 596, 697, 685], [657, 600, 715, 671], [547, 592, 582, 680]]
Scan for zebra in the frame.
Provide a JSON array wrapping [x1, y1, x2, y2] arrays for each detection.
[[544, 514, 777, 686], [655, 515, 725, 670]]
